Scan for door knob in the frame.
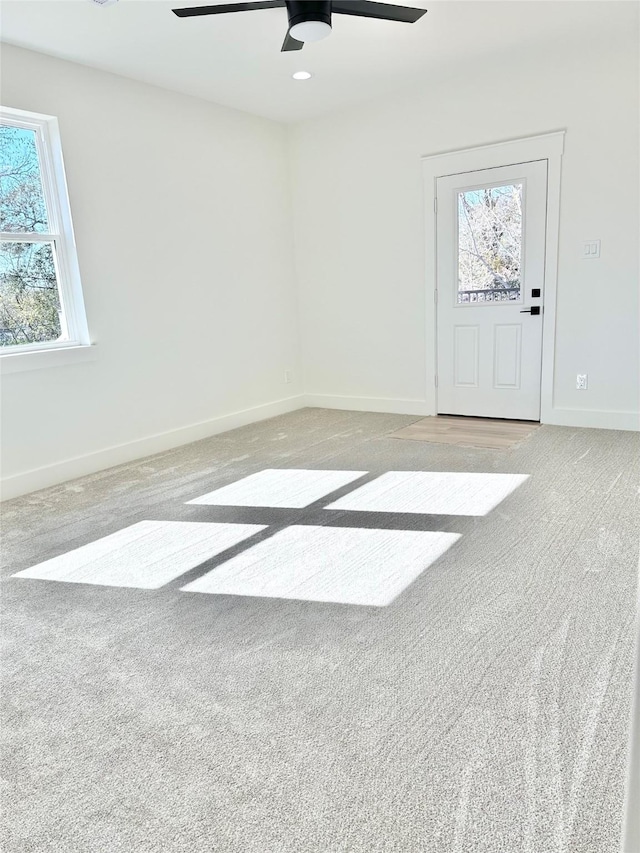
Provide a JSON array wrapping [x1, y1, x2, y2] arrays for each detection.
[[520, 306, 541, 315]]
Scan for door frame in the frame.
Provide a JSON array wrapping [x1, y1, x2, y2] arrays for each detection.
[[422, 131, 565, 423]]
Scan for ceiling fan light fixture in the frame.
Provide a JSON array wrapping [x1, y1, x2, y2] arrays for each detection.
[[292, 71, 312, 80], [289, 20, 332, 42], [172, 0, 428, 54]]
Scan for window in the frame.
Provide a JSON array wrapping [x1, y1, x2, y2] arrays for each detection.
[[457, 183, 523, 304], [0, 107, 89, 355]]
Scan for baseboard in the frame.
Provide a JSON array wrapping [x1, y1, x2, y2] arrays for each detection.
[[303, 394, 433, 417], [1, 395, 306, 501], [4, 395, 636, 500], [544, 407, 639, 431], [304, 395, 639, 431]]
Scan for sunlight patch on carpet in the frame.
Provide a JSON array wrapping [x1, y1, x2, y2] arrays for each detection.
[[186, 468, 368, 508], [326, 471, 529, 516], [12, 521, 265, 589], [181, 525, 460, 606]]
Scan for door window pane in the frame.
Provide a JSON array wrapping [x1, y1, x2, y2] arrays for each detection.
[[457, 183, 522, 304], [0, 241, 64, 346], [0, 125, 49, 233]]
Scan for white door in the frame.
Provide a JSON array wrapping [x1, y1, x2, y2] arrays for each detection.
[[436, 161, 547, 420]]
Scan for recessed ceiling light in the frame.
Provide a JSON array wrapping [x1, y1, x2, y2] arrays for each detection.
[[292, 71, 312, 81]]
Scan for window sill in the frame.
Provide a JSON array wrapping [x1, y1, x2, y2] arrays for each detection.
[[0, 344, 97, 375]]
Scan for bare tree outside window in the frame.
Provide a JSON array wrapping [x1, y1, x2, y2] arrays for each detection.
[[457, 183, 523, 304], [0, 124, 63, 346]]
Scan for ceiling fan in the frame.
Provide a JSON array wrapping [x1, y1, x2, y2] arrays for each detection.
[[172, 1, 428, 52]]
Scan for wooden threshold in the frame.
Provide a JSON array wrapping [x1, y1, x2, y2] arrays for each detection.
[[388, 415, 541, 449]]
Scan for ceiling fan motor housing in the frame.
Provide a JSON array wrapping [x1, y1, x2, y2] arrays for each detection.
[[286, 0, 332, 30]]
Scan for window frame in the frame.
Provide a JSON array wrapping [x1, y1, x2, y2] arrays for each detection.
[[0, 105, 90, 358]]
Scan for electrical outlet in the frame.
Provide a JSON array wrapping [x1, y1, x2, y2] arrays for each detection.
[[576, 374, 588, 390], [284, 370, 293, 384]]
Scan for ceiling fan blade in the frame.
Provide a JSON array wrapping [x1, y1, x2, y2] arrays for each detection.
[[331, 0, 426, 23], [173, 1, 285, 18], [281, 29, 304, 51]]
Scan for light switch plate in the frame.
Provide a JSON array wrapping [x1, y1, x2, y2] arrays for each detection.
[[583, 240, 601, 259]]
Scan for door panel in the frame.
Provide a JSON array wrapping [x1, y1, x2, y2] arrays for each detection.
[[454, 325, 479, 387], [436, 161, 547, 421], [493, 324, 521, 389]]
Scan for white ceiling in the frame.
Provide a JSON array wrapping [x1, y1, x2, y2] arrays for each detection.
[[0, 1, 632, 123]]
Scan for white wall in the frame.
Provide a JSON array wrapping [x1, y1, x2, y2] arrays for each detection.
[[1, 45, 302, 497], [289, 30, 640, 429], [2, 25, 638, 499]]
